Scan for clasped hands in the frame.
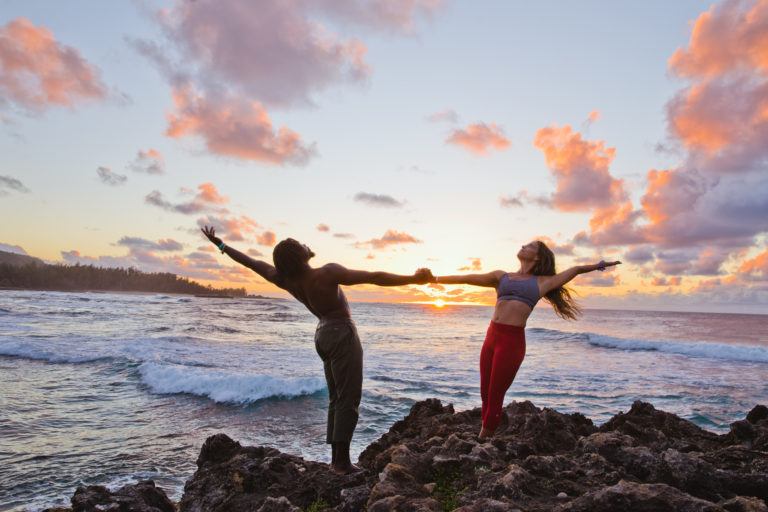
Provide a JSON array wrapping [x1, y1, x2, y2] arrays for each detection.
[[413, 267, 436, 284]]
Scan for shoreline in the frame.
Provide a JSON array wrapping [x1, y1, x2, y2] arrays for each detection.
[[39, 398, 768, 512]]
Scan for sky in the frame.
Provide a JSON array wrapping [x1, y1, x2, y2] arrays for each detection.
[[1, 0, 767, 313]]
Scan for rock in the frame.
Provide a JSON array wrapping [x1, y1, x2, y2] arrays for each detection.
[[48, 399, 768, 512], [256, 496, 301, 512], [558, 479, 725, 512], [719, 496, 768, 512], [746, 405, 768, 424], [453, 498, 518, 511], [179, 434, 365, 511]]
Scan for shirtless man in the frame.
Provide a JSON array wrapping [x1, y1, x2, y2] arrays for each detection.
[[202, 226, 432, 474]]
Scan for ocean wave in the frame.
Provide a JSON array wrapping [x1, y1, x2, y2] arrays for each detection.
[[584, 333, 768, 363], [0, 341, 113, 364], [137, 362, 326, 404]]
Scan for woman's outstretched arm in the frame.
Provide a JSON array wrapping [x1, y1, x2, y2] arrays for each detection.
[[539, 260, 621, 296], [201, 226, 281, 285], [436, 271, 505, 288]]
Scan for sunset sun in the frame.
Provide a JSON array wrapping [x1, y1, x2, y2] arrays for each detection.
[[433, 298, 446, 308]]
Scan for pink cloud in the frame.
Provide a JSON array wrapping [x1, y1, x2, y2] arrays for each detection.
[[0, 18, 106, 111], [533, 125, 626, 212], [668, 0, 768, 78], [166, 86, 316, 165], [316, 223, 330, 232], [651, 276, 682, 286], [446, 122, 510, 155], [146, 182, 230, 215], [536, 236, 575, 256], [129, 149, 165, 174], [196, 214, 260, 242], [256, 231, 277, 247], [355, 229, 422, 250]]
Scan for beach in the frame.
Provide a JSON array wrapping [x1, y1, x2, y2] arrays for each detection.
[[1, 290, 766, 511]]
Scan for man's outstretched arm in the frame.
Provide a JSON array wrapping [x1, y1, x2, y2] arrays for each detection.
[[201, 226, 281, 285], [323, 263, 431, 286]]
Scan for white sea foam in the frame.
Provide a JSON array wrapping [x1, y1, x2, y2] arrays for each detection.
[[138, 362, 326, 404], [584, 333, 768, 363], [0, 340, 109, 364]]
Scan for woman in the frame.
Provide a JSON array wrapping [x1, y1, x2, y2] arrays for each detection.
[[435, 241, 620, 438]]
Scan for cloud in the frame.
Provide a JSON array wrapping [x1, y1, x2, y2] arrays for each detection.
[[96, 166, 127, 186], [256, 231, 277, 247], [446, 122, 511, 155], [668, 0, 768, 79], [316, 223, 330, 232], [533, 125, 626, 212], [196, 214, 259, 242], [355, 229, 422, 250], [499, 190, 552, 209], [353, 192, 404, 208], [0, 18, 106, 112], [0, 175, 30, 195], [0, 242, 27, 255], [575, 271, 621, 288], [651, 276, 682, 286], [129, 149, 165, 174], [247, 248, 264, 257], [587, 110, 601, 123], [116, 236, 183, 252], [426, 109, 458, 123], [333, 233, 355, 239], [457, 258, 482, 271], [165, 85, 316, 165], [536, 236, 574, 256], [739, 249, 768, 280], [134, 1, 440, 163], [624, 245, 655, 264], [145, 182, 230, 215]]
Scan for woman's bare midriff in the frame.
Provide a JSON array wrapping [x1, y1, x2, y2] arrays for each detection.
[[492, 299, 533, 327]]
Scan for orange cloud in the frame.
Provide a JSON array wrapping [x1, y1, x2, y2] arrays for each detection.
[[457, 258, 482, 271], [166, 86, 316, 165], [534, 125, 625, 212], [196, 214, 259, 242], [668, 0, 768, 78], [739, 249, 768, 278], [651, 276, 682, 286], [196, 182, 228, 205], [446, 122, 510, 155], [356, 229, 422, 250], [256, 231, 277, 247], [0, 18, 106, 111]]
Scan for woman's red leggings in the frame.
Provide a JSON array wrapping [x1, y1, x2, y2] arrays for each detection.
[[480, 321, 526, 431]]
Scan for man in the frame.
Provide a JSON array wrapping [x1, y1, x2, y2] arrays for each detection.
[[201, 226, 432, 474]]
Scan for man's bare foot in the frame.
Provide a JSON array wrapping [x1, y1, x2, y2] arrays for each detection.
[[330, 463, 362, 475]]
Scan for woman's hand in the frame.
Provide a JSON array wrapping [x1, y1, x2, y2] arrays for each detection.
[[201, 226, 222, 247], [595, 260, 621, 271]]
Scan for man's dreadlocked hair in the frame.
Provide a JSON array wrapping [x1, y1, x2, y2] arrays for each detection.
[[273, 238, 310, 279]]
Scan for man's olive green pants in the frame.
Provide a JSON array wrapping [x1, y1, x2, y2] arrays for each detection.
[[314, 318, 363, 444]]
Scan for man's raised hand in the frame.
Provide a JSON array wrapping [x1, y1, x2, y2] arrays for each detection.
[[201, 226, 222, 246]]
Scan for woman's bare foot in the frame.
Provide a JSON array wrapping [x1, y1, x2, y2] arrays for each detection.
[[478, 427, 495, 440], [331, 462, 362, 475]]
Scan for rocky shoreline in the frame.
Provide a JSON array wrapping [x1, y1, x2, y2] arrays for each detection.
[[43, 399, 768, 512]]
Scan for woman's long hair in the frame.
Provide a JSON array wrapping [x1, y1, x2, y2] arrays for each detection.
[[532, 241, 581, 320]]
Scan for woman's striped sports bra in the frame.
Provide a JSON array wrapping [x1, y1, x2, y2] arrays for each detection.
[[496, 273, 539, 308]]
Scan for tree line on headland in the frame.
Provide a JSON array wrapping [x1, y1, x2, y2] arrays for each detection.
[[0, 250, 246, 297]]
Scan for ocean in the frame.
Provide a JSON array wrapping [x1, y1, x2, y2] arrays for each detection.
[[0, 290, 766, 511]]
